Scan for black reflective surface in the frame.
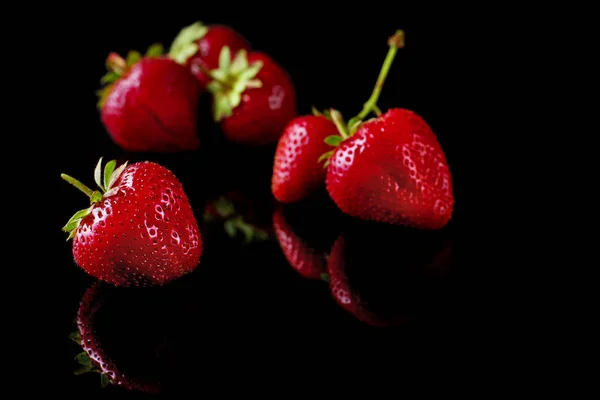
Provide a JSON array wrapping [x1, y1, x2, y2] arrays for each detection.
[[44, 9, 496, 397]]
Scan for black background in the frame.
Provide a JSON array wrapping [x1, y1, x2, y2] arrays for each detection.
[[29, 5, 511, 397]]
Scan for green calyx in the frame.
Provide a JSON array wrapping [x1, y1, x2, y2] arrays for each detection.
[[96, 43, 164, 109], [70, 330, 111, 387], [168, 21, 209, 64], [314, 29, 406, 168], [203, 196, 269, 243], [206, 46, 263, 122], [61, 158, 128, 241]]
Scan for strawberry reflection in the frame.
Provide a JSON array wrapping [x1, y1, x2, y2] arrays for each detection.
[[71, 278, 202, 394], [327, 220, 453, 326], [203, 190, 273, 243], [273, 196, 342, 280]]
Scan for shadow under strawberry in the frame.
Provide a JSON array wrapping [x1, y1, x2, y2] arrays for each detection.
[[70, 277, 205, 394], [326, 219, 454, 327], [273, 194, 343, 280]]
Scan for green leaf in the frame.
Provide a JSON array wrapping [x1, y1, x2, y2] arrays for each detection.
[[62, 207, 92, 232], [75, 351, 91, 365], [329, 109, 349, 138], [312, 106, 322, 116], [125, 50, 142, 66], [234, 218, 254, 243], [317, 150, 334, 164], [324, 135, 343, 146], [100, 373, 110, 388], [107, 161, 128, 190], [90, 191, 103, 204], [68, 331, 81, 344], [230, 50, 249, 74], [168, 21, 208, 64], [320, 273, 330, 282], [212, 92, 233, 122], [347, 116, 363, 135], [94, 158, 104, 191], [103, 160, 116, 190], [145, 43, 164, 57], [223, 219, 236, 238], [323, 109, 332, 119], [96, 86, 111, 109], [74, 364, 93, 375], [214, 197, 234, 218], [100, 72, 120, 85], [218, 46, 231, 71]]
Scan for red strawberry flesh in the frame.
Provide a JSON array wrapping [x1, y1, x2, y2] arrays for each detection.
[[272, 115, 338, 203], [62, 159, 202, 286], [326, 108, 454, 229]]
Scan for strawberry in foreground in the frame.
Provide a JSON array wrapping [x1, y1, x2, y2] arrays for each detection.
[[61, 158, 203, 286], [97, 44, 202, 152], [271, 114, 339, 203], [168, 21, 251, 87], [201, 46, 297, 145], [321, 30, 454, 229]]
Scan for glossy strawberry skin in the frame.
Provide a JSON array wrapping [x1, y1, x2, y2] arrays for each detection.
[[272, 116, 338, 203], [326, 108, 454, 230], [272, 207, 327, 280], [187, 25, 250, 87], [219, 52, 297, 145], [72, 162, 202, 286], [101, 57, 202, 152]]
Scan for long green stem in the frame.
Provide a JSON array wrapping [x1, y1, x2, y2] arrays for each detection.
[[61, 174, 94, 198], [355, 30, 405, 121]]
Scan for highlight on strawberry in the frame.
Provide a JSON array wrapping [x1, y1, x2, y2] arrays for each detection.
[[61, 158, 203, 286], [272, 30, 455, 230], [168, 21, 251, 88], [97, 44, 202, 152]]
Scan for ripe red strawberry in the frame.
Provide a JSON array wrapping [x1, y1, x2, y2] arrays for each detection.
[[168, 21, 250, 87], [326, 221, 453, 326], [271, 114, 339, 203], [204, 46, 297, 145], [97, 44, 202, 152], [61, 158, 202, 286], [321, 30, 454, 229]]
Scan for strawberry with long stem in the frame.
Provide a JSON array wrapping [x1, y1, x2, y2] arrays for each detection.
[[321, 30, 455, 230], [271, 31, 406, 204]]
